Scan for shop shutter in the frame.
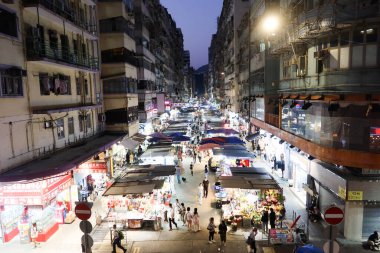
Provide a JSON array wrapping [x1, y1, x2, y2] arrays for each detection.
[[363, 203, 380, 238]]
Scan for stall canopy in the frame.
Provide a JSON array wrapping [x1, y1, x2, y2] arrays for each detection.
[[219, 175, 280, 190], [220, 145, 247, 150], [206, 128, 240, 135], [121, 165, 176, 181], [131, 133, 146, 143], [199, 143, 221, 151], [103, 180, 165, 196], [149, 132, 171, 139], [200, 137, 244, 145], [212, 149, 255, 158], [120, 137, 139, 150], [245, 132, 260, 142]]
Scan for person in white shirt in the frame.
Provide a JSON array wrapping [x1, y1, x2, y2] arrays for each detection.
[[168, 203, 178, 231], [185, 207, 193, 231], [30, 223, 39, 248]]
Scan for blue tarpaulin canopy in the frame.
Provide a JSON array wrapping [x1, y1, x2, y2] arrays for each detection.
[[212, 149, 255, 158], [172, 135, 190, 142], [296, 245, 324, 253], [206, 128, 240, 135]]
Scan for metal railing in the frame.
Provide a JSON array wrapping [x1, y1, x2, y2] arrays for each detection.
[[26, 37, 99, 70], [101, 48, 137, 66], [23, 0, 98, 35]]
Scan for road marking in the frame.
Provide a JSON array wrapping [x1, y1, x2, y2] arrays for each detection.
[[325, 214, 344, 218], [132, 247, 140, 253]]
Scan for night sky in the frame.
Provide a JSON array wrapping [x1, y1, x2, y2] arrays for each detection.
[[160, 0, 223, 69]]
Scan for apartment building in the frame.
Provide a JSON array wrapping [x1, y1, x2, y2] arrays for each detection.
[[209, 0, 250, 112], [216, 0, 380, 241], [98, 0, 139, 136]]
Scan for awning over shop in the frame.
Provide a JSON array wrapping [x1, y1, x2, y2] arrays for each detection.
[[230, 167, 268, 175], [120, 137, 139, 150], [130, 133, 146, 143], [0, 133, 124, 182], [212, 149, 255, 158], [103, 180, 165, 196], [245, 132, 260, 142], [219, 175, 280, 190], [120, 165, 176, 181]]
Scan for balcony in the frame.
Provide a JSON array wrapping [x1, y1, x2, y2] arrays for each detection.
[[101, 47, 137, 67], [26, 37, 99, 71], [23, 0, 98, 39], [103, 77, 137, 94], [99, 16, 134, 39]]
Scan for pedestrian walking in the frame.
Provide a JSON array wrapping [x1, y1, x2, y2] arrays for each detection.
[[168, 203, 178, 231], [204, 164, 209, 178], [197, 183, 203, 205], [186, 207, 193, 231], [190, 162, 194, 176], [207, 217, 217, 244], [218, 220, 228, 247], [202, 177, 209, 198], [261, 209, 269, 234], [175, 199, 181, 221], [193, 151, 197, 164], [175, 165, 181, 184], [112, 224, 126, 253], [30, 222, 40, 248], [246, 227, 257, 253], [180, 203, 186, 225], [269, 208, 276, 229], [198, 152, 202, 163], [192, 208, 201, 232]]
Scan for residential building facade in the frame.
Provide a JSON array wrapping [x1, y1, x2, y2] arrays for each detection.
[[210, 0, 380, 241], [98, 0, 139, 136]]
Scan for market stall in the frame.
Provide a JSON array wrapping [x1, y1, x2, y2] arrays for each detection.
[[216, 174, 285, 232], [103, 180, 168, 230]]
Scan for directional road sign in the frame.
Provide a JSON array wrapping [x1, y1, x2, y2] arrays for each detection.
[[75, 202, 92, 221], [324, 206, 344, 226]]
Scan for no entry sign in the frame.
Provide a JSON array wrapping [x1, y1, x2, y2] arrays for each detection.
[[324, 206, 344, 225], [75, 202, 92, 221]]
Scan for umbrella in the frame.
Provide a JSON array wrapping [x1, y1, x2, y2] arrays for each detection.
[[199, 143, 221, 151], [296, 245, 324, 253]]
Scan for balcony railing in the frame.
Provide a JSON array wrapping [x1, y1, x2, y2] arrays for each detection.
[[99, 16, 134, 39], [101, 47, 137, 66], [26, 37, 99, 70], [103, 77, 137, 94], [23, 0, 97, 35]]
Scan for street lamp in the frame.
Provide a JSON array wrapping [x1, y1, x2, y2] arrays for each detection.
[[262, 14, 280, 35]]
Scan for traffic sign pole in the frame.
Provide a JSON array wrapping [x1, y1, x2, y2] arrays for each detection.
[[324, 206, 344, 253]]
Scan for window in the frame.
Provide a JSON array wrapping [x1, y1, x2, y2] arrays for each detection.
[[353, 29, 365, 44], [297, 56, 307, 76], [366, 28, 378, 43], [0, 6, 18, 38], [40, 73, 71, 95], [340, 32, 350, 46], [78, 115, 83, 132], [68, 117, 74, 135], [1, 69, 23, 96], [86, 113, 92, 129], [56, 118, 65, 139]]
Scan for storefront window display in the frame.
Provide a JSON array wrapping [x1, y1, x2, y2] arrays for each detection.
[[0, 206, 23, 243]]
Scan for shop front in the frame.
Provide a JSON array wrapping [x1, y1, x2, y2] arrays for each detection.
[[288, 149, 310, 204], [0, 174, 74, 243]]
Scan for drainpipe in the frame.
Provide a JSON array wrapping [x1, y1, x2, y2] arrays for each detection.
[[48, 114, 56, 150]]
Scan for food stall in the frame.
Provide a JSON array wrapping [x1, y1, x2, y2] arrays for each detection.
[[212, 148, 255, 174], [216, 172, 285, 231], [103, 165, 176, 230]]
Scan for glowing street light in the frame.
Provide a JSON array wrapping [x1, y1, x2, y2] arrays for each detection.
[[262, 14, 280, 35]]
